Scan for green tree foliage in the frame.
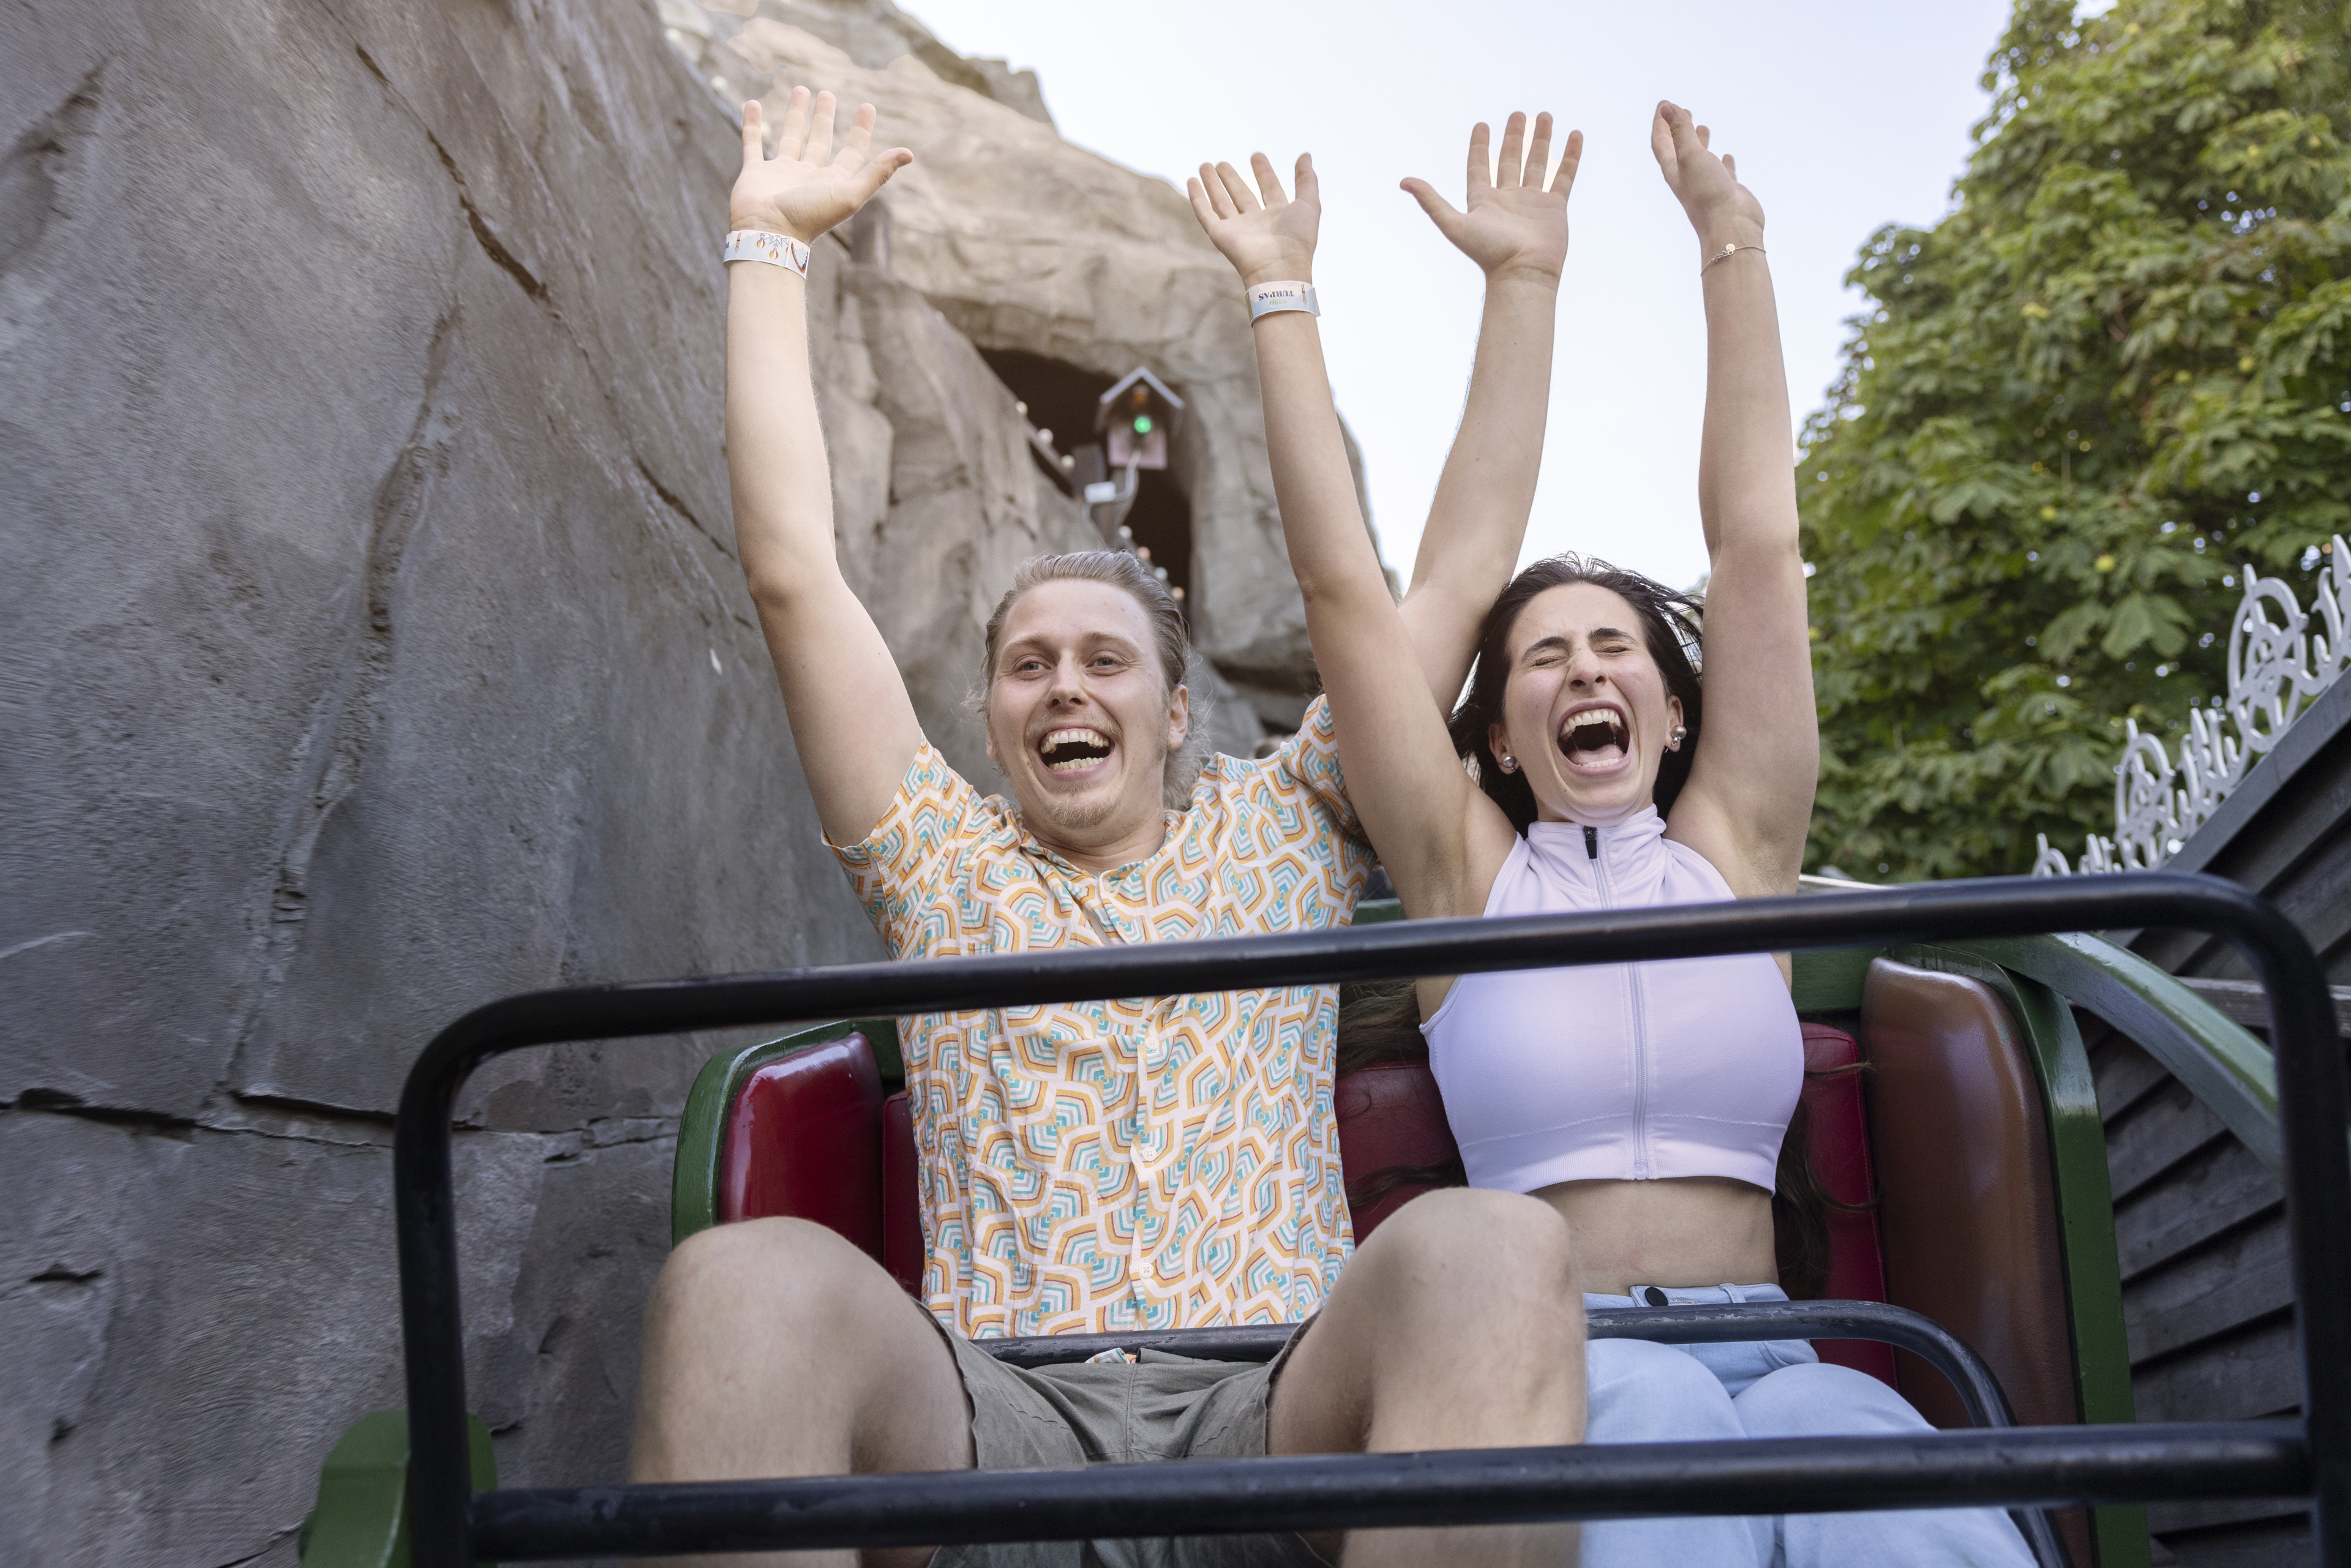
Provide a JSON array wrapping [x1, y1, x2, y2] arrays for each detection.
[[1799, 0, 2351, 880]]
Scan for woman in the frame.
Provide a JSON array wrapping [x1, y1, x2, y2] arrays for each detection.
[[1190, 105, 2034, 1566]]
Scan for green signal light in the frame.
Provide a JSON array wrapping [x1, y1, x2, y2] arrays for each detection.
[[1133, 415, 1153, 435]]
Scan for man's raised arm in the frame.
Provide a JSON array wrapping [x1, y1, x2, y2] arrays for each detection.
[[1396, 113, 1580, 707], [726, 89, 920, 846]]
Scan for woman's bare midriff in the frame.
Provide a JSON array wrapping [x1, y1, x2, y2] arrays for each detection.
[[1531, 1175, 1778, 1297]]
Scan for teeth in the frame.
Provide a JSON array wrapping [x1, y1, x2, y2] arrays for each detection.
[[1039, 727, 1113, 772], [1562, 711, 1625, 738], [1559, 708, 1627, 755]]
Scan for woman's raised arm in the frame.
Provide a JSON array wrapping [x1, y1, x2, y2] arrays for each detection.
[[1397, 114, 1581, 707], [1647, 101, 1818, 896], [1188, 153, 1513, 920], [726, 90, 919, 847]]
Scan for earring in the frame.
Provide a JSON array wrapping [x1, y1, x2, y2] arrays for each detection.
[[1500, 754, 1517, 773], [1667, 723, 1687, 751]]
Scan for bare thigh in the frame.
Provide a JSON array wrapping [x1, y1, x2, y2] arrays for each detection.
[[629, 1217, 973, 1568], [1269, 1190, 1585, 1568]]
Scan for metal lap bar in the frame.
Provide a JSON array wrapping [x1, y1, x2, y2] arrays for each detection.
[[984, 1302, 2011, 1423], [394, 872, 2351, 1566], [471, 1425, 2308, 1562]]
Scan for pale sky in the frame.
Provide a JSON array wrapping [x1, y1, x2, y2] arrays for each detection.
[[901, 0, 2019, 591]]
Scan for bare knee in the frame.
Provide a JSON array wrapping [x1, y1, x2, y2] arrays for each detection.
[[648, 1217, 896, 1343], [634, 1219, 969, 1492], [1353, 1188, 1577, 1305], [1286, 1189, 1584, 1460]]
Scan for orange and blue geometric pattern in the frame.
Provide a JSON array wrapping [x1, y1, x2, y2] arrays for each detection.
[[831, 699, 1373, 1338]]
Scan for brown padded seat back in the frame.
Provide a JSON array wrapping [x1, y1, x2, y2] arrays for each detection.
[[1860, 958, 2078, 1431]]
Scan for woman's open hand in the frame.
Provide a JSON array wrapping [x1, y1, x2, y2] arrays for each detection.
[[1188, 153, 1319, 289], [1650, 100, 1764, 255], [731, 88, 911, 244], [1402, 113, 1580, 285]]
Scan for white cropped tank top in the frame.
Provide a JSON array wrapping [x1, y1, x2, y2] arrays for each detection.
[[1419, 807, 1803, 1194]]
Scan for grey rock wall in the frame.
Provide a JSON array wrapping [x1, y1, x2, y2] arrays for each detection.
[[0, 0, 1262, 1562], [2, 2, 846, 1561], [665, 0, 1056, 126]]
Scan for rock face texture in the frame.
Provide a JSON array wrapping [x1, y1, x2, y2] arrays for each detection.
[[0, 1, 1290, 1562], [2, 6, 834, 1562], [663, 0, 1056, 126]]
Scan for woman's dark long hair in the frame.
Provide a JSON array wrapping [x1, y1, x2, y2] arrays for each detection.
[[1446, 554, 1706, 833]]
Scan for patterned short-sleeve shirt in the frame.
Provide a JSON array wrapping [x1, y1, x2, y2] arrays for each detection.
[[830, 698, 1373, 1338]]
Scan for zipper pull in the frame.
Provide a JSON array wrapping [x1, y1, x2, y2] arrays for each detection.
[[1583, 825, 1598, 860]]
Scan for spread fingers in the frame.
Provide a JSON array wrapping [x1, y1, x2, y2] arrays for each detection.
[[1250, 151, 1288, 208], [1214, 160, 1259, 213]]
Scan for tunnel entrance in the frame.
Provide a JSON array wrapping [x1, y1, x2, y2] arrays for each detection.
[[981, 348, 1193, 607]]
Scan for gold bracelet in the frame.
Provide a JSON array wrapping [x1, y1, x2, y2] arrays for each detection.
[[1701, 242, 1764, 274]]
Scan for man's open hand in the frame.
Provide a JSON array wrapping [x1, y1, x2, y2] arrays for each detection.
[[731, 88, 911, 244], [1188, 152, 1320, 290], [1403, 112, 1580, 285]]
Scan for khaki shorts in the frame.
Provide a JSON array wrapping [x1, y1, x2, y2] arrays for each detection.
[[922, 1308, 1332, 1568]]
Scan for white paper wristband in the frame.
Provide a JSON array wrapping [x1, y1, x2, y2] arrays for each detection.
[[723, 229, 812, 276], [1247, 280, 1319, 321]]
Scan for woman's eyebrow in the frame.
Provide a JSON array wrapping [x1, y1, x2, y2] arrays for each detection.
[[1518, 626, 1639, 663]]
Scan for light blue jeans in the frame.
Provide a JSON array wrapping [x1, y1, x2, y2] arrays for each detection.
[[1581, 1283, 2036, 1567]]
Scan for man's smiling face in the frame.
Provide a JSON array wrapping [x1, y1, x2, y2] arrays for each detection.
[[984, 577, 1188, 860]]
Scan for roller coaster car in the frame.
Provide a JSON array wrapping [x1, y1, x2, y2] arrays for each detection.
[[666, 925, 2131, 1564], [298, 877, 2350, 1568]]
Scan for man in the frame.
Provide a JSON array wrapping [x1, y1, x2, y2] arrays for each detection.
[[632, 88, 1589, 1568]]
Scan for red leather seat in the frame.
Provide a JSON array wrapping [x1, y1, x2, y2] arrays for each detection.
[[1333, 1061, 1460, 1235], [710, 1035, 915, 1294], [1859, 958, 2091, 1566], [1859, 959, 2077, 1429], [1797, 1022, 1896, 1386], [880, 1090, 923, 1293], [715, 1023, 1897, 1395], [716, 1032, 882, 1256]]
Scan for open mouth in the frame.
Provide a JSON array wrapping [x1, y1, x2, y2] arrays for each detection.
[[1556, 707, 1629, 768], [1038, 726, 1114, 773]]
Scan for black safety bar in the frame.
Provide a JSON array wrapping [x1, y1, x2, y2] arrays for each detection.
[[474, 1425, 2301, 1562], [394, 872, 2351, 1566], [978, 1302, 2013, 1422]]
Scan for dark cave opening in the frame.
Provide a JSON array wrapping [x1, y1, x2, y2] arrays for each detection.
[[981, 348, 1193, 607]]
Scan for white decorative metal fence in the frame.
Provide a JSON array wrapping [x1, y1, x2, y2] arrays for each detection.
[[2032, 538, 2351, 876]]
